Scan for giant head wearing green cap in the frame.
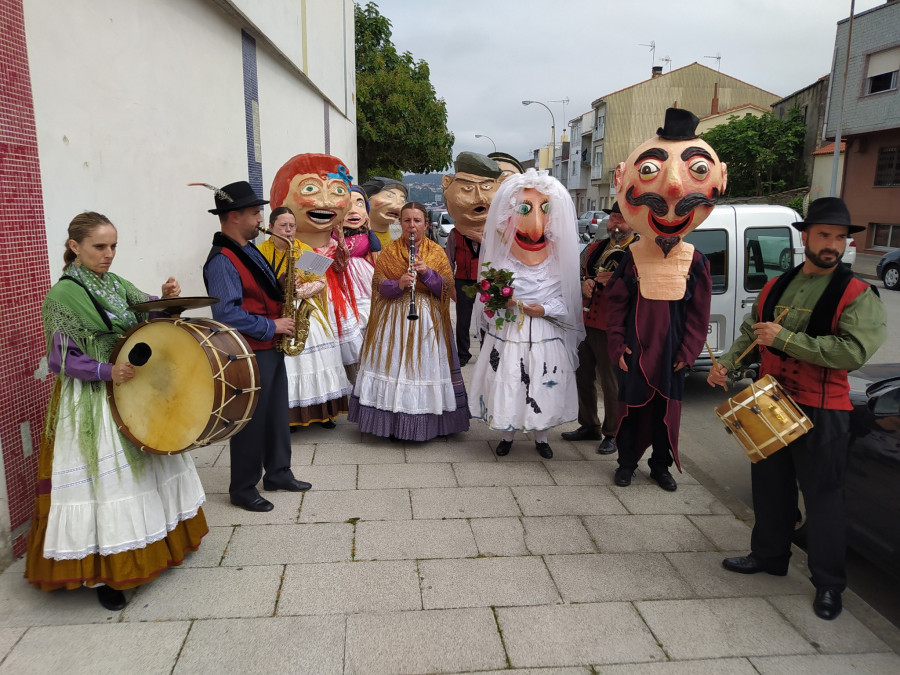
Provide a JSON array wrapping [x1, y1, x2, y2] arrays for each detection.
[[441, 151, 505, 243]]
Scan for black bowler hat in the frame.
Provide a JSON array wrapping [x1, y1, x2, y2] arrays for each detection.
[[208, 181, 269, 215], [602, 202, 622, 216], [657, 108, 700, 140], [488, 151, 524, 174], [792, 197, 865, 234]]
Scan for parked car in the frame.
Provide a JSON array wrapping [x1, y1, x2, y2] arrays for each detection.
[[876, 248, 900, 291], [577, 210, 607, 237], [427, 210, 454, 247], [843, 236, 857, 268]]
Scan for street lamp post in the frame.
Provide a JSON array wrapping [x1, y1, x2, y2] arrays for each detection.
[[522, 100, 555, 176], [474, 134, 496, 152]]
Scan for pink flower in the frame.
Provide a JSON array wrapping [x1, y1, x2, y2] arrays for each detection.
[[480, 279, 491, 291], [501, 286, 513, 297], [485, 310, 495, 318], [479, 292, 491, 303]]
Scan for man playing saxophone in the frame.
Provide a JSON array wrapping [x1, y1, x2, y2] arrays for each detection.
[[202, 181, 312, 513]]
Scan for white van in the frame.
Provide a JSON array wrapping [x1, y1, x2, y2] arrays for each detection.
[[683, 204, 804, 371]]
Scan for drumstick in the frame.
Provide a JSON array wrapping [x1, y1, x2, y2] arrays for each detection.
[[705, 342, 728, 391], [734, 307, 790, 366]]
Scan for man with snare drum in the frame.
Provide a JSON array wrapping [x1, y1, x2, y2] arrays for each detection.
[[708, 197, 885, 621]]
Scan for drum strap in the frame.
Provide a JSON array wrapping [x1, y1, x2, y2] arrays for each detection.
[[60, 275, 113, 331]]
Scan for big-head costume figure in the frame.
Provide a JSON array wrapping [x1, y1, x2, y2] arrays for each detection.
[[443, 151, 509, 366], [605, 108, 723, 492], [360, 177, 408, 248]]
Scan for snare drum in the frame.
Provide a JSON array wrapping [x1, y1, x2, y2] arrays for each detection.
[[107, 317, 260, 455], [714, 374, 813, 462]]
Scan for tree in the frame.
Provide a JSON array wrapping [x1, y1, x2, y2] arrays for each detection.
[[355, 2, 454, 182], [701, 108, 808, 198]]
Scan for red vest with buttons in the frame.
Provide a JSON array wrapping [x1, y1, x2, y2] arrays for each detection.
[[450, 229, 480, 280], [219, 248, 283, 351]]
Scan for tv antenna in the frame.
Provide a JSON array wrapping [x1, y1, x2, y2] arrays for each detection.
[[660, 56, 672, 72], [639, 41, 656, 67], [548, 97, 570, 126], [704, 52, 722, 73]]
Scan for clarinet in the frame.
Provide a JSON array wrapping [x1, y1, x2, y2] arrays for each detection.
[[407, 232, 419, 321]]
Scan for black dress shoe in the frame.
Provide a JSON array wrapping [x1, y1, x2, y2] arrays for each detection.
[[813, 588, 842, 620], [597, 436, 617, 455], [96, 586, 127, 611], [535, 442, 553, 459], [721, 554, 788, 576], [230, 494, 275, 512], [263, 477, 312, 492], [495, 440, 512, 456], [561, 426, 602, 441], [320, 419, 336, 429], [650, 469, 677, 492], [614, 467, 633, 486]]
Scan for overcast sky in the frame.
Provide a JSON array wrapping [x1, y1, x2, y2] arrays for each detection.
[[367, 0, 882, 167]]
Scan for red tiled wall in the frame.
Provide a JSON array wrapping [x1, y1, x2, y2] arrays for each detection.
[[1, 0, 52, 557]]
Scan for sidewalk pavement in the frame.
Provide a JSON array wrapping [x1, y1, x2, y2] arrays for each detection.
[[2, 402, 899, 674]]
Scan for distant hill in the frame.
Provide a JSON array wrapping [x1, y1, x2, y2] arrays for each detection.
[[403, 173, 446, 188], [403, 172, 447, 204]]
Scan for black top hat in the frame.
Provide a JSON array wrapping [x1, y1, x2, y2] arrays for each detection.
[[208, 181, 269, 215], [657, 108, 700, 140], [792, 197, 865, 234], [602, 202, 622, 216]]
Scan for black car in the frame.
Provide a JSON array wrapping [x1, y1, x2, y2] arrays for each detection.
[[876, 248, 900, 291]]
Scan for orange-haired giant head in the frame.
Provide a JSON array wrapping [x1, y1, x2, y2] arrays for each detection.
[[614, 108, 727, 253], [270, 153, 353, 235]]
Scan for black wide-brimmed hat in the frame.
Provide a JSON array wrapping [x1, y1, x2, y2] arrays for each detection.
[[207, 181, 269, 215], [657, 108, 700, 140], [792, 197, 865, 234], [602, 202, 622, 216]]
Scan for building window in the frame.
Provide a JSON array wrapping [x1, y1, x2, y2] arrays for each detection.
[[875, 147, 900, 186], [593, 148, 603, 175], [594, 114, 605, 139], [865, 47, 900, 95], [872, 223, 900, 249]]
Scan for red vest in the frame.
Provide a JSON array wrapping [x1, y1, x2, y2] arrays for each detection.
[[757, 274, 869, 410], [220, 248, 283, 350], [451, 229, 480, 280], [582, 241, 607, 330]]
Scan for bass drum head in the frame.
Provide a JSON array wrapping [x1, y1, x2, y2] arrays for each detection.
[[110, 321, 215, 453]]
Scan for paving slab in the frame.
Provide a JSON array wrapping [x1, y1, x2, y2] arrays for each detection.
[[285, 462, 357, 490], [613, 484, 732, 515], [223, 522, 354, 566], [195, 465, 231, 493], [188, 443, 225, 468], [405, 440, 496, 463], [355, 519, 477, 560], [180, 525, 232, 568], [512, 485, 628, 516], [470, 517, 530, 557], [345, 608, 506, 674], [453, 461, 554, 487], [687, 514, 754, 551], [299, 488, 411, 522], [202, 491, 303, 526], [768, 594, 891, 654], [313, 441, 405, 464], [545, 553, 695, 603], [522, 516, 597, 554], [123, 566, 283, 621], [297, 421, 361, 444], [420, 556, 559, 609], [358, 462, 457, 489], [411, 487, 522, 519], [749, 652, 900, 674], [286, 441, 316, 466], [0, 621, 190, 674], [279, 560, 421, 615], [596, 659, 758, 674], [544, 459, 617, 485], [498, 603, 666, 668], [455, 669, 592, 675], [494, 440, 584, 461], [0, 627, 25, 662], [666, 551, 812, 598], [583, 515, 713, 553], [174, 616, 345, 675], [636, 597, 816, 659]]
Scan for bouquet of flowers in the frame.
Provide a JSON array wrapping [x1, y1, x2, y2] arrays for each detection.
[[463, 263, 515, 330]]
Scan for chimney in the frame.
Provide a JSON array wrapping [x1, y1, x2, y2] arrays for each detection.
[[711, 82, 719, 115], [651, 66, 663, 79]]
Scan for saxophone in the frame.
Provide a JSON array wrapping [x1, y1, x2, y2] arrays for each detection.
[[258, 226, 315, 356]]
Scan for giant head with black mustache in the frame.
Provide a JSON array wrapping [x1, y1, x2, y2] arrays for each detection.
[[613, 108, 727, 300]]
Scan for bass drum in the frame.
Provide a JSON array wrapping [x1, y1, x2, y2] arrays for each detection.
[[107, 317, 259, 455]]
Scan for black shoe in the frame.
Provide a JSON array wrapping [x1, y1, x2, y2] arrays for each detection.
[[263, 477, 312, 492], [597, 436, 617, 455], [459, 356, 470, 367], [614, 467, 633, 486], [96, 586, 127, 611], [649, 469, 677, 492], [813, 588, 842, 620], [230, 494, 275, 512], [495, 440, 512, 456], [320, 419, 336, 429], [561, 426, 602, 441], [535, 442, 553, 459], [721, 554, 788, 576]]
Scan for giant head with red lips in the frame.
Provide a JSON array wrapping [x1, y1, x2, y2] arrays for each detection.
[[613, 108, 727, 300]]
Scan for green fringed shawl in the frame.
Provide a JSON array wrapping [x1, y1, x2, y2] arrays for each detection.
[[41, 266, 151, 478]]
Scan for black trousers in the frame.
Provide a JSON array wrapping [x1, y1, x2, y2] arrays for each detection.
[[455, 278, 476, 364], [616, 392, 674, 473], [574, 326, 618, 437], [749, 405, 849, 591], [229, 348, 294, 501]]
